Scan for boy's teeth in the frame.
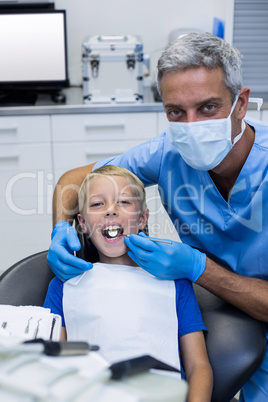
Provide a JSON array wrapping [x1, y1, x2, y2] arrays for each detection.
[[104, 225, 123, 238]]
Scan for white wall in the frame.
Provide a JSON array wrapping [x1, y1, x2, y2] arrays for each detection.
[[54, 0, 229, 85]]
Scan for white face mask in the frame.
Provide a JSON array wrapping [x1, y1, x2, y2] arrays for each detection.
[[167, 96, 246, 171]]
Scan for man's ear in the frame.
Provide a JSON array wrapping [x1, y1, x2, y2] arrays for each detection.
[[237, 87, 250, 120], [77, 213, 89, 234], [139, 208, 149, 231]]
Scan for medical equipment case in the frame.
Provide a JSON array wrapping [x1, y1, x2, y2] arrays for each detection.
[[82, 35, 149, 104]]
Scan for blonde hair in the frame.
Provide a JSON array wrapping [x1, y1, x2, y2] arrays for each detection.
[[78, 165, 147, 214]]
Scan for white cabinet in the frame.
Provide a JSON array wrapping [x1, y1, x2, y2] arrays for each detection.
[[51, 113, 155, 142], [0, 116, 52, 273]]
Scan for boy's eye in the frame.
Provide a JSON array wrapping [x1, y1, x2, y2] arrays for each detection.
[[118, 200, 130, 205], [91, 202, 103, 207]]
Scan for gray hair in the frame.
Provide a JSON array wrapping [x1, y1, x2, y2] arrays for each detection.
[[157, 32, 243, 102]]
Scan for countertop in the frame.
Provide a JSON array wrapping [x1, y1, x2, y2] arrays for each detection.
[[0, 87, 166, 116]]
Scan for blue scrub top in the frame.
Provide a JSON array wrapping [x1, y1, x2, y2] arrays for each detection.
[[95, 117, 268, 283]]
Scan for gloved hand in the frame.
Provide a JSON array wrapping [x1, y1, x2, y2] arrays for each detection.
[[47, 221, 93, 282], [124, 232, 206, 282]]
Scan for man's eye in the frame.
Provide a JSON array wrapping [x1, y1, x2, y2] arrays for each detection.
[[166, 109, 183, 121], [203, 104, 215, 112], [168, 110, 181, 117]]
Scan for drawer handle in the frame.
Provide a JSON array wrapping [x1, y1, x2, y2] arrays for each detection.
[[84, 122, 125, 130], [0, 153, 19, 160], [0, 126, 17, 133]]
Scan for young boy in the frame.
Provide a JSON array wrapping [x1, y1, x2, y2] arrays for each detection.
[[44, 165, 212, 401]]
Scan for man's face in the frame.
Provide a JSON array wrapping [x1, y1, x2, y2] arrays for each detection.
[[161, 66, 233, 124]]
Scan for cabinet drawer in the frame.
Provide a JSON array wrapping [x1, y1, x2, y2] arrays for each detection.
[[0, 183, 52, 273], [0, 143, 52, 170], [53, 139, 148, 182], [51, 113, 157, 142], [0, 214, 51, 273], [0, 196, 51, 230], [0, 143, 53, 197], [0, 116, 51, 144]]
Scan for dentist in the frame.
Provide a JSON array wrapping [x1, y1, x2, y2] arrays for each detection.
[[48, 33, 268, 401]]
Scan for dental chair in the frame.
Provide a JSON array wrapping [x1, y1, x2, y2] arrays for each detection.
[[0, 233, 265, 402], [0, 250, 54, 306]]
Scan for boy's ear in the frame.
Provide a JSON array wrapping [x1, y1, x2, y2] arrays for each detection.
[[77, 213, 89, 234], [139, 208, 149, 231]]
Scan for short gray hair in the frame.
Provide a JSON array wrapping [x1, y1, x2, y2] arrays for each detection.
[[157, 32, 243, 102]]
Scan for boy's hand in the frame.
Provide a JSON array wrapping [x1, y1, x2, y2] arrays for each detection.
[[124, 232, 206, 282], [47, 221, 93, 282]]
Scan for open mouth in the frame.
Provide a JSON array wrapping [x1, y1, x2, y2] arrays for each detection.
[[102, 225, 124, 239]]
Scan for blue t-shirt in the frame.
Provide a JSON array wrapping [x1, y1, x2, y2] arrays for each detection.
[[44, 276, 206, 337]]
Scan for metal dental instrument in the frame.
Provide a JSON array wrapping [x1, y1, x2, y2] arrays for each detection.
[[33, 318, 42, 339], [24, 317, 32, 334], [123, 235, 172, 245], [146, 238, 172, 244]]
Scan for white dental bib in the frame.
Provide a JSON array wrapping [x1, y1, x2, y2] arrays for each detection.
[[63, 263, 180, 371]]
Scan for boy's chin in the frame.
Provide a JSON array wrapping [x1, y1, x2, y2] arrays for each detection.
[[98, 249, 135, 265]]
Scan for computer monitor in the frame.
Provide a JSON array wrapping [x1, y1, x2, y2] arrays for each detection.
[[0, 8, 69, 104]]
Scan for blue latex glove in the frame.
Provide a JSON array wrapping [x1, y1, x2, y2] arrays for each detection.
[[124, 232, 206, 282], [47, 221, 93, 282]]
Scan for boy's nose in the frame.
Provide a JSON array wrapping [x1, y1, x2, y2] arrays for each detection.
[[105, 203, 118, 216]]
